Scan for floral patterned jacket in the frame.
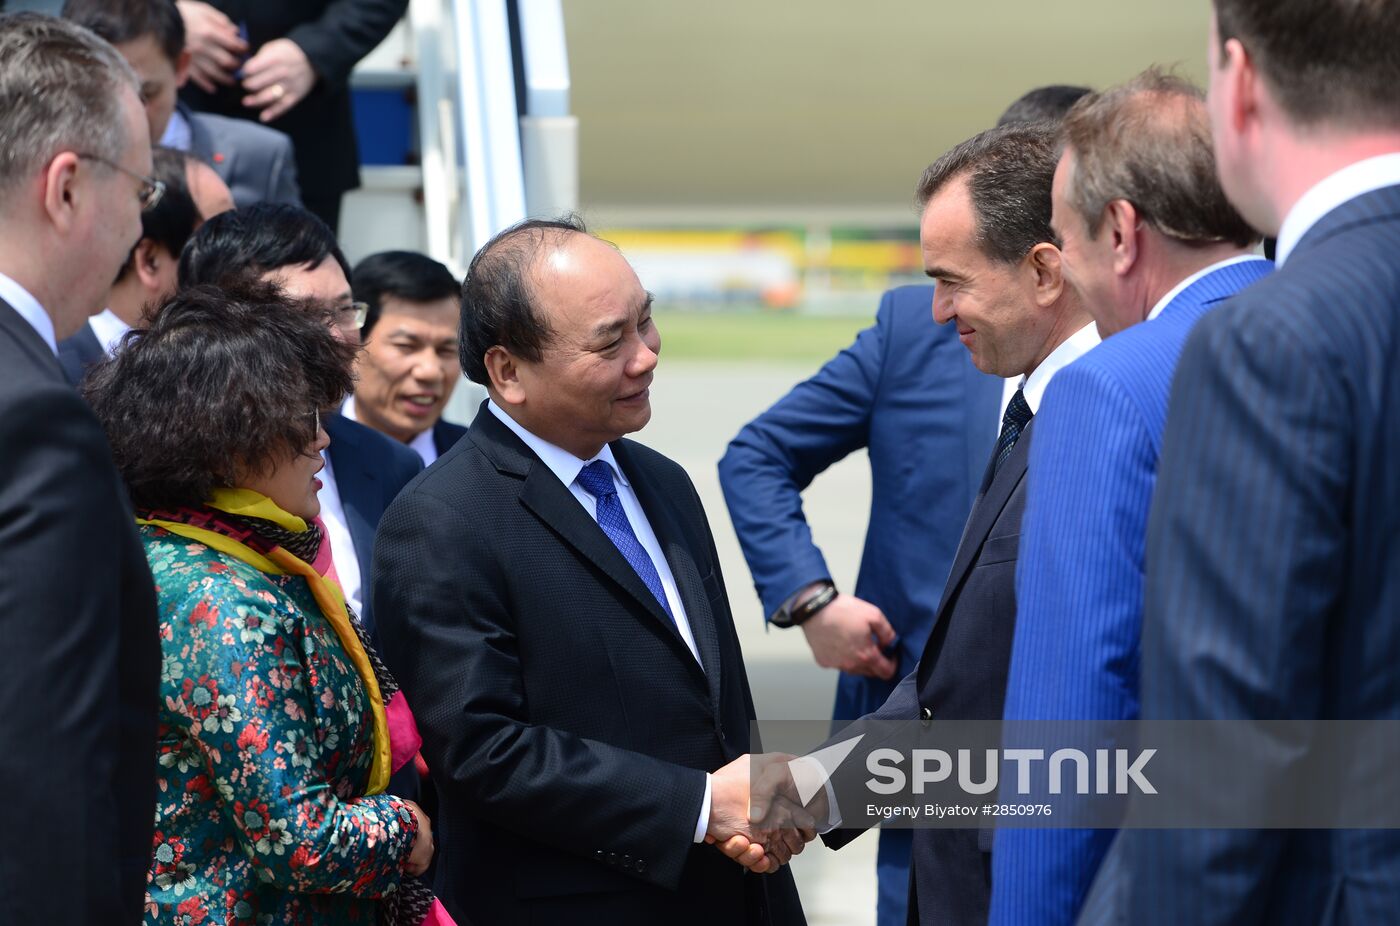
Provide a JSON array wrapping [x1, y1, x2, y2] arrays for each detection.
[[142, 525, 418, 925]]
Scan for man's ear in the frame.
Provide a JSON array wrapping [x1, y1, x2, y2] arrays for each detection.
[[484, 345, 526, 406], [132, 239, 165, 289], [1027, 243, 1065, 308], [174, 49, 193, 90], [1104, 199, 1141, 277], [1222, 37, 1257, 136], [42, 152, 83, 234]]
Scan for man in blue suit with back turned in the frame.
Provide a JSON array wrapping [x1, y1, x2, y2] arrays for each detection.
[[988, 70, 1269, 926], [718, 85, 1086, 926], [1124, 1, 1400, 922]]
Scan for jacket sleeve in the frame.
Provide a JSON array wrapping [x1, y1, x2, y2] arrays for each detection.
[[287, 0, 410, 88], [990, 363, 1151, 926], [717, 291, 893, 618], [163, 579, 418, 896], [372, 480, 708, 892]]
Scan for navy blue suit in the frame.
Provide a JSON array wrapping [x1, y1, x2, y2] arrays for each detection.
[[719, 285, 999, 926], [1128, 184, 1400, 923], [322, 412, 421, 639], [989, 258, 1272, 926], [433, 418, 468, 458], [56, 321, 104, 386]]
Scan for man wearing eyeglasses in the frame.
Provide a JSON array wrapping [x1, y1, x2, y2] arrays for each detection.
[[178, 202, 422, 640], [0, 13, 163, 925]]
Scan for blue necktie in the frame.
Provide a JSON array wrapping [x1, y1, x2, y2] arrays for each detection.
[[576, 460, 674, 620], [992, 387, 1033, 475]]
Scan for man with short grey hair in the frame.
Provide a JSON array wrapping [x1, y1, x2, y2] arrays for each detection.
[[988, 69, 1269, 926], [0, 12, 161, 924]]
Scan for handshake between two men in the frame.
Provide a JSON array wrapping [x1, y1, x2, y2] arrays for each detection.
[[705, 752, 835, 874]]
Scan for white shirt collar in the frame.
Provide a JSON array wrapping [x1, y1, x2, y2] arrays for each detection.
[[1275, 153, 1400, 267], [160, 107, 193, 152], [88, 308, 131, 356], [1019, 322, 1100, 414], [1145, 255, 1271, 322], [343, 394, 441, 467], [487, 399, 629, 490], [0, 271, 56, 355]]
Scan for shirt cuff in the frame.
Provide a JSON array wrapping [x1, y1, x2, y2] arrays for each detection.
[[788, 756, 842, 833], [692, 772, 712, 843]]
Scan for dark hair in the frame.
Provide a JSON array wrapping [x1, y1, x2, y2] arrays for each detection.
[[458, 215, 585, 385], [1214, 0, 1400, 129], [61, 0, 185, 64], [351, 250, 460, 337], [179, 202, 351, 290], [997, 85, 1094, 127], [916, 124, 1059, 264], [117, 145, 198, 281], [1061, 69, 1258, 249], [84, 281, 356, 510]]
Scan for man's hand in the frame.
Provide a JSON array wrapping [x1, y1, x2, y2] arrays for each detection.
[[801, 593, 898, 679], [241, 38, 317, 122], [707, 754, 816, 873], [177, 1, 247, 92]]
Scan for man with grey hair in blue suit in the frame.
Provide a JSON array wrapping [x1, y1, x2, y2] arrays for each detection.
[[988, 69, 1269, 926]]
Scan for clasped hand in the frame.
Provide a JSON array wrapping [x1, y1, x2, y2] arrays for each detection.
[[704, 753, 825, 873]]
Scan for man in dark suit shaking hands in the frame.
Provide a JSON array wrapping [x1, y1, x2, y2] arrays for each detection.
[[0, 14, 160, 924], [373, 217, 806, 926], [1131, 1, 1400, 923]]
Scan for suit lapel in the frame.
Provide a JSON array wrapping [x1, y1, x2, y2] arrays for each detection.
[[933, 418, 1035, 621], [0, 298, 64, 383], [614, 441, 723, 707], [473, 411, 706, 687]]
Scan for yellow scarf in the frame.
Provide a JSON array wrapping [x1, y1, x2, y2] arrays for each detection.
[[138, 488, 391, 794]]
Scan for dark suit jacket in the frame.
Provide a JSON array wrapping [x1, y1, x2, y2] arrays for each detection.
[[1129, 184, 1400, 924], [0, 299, 160, 924], [56, 318, 104, 386], [182, 101, 301, 208], [432, 418, 467, 458], [373, 405, 804, 926], [822, 417, 1036, 926], [720, 285, 1000, 722], [182, 0, 409, 203], [321, 412, 421, 639]]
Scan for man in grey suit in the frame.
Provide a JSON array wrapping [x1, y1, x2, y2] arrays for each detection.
[[63, 0, 300, 208], [1129, 1, 1400, 923]]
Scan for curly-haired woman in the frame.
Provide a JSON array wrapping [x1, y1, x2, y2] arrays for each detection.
[[86, 283, 445, 925]]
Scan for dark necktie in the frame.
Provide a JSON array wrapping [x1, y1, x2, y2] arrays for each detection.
[[992, 387, 1033, 476], [576, 460, 675, 620]]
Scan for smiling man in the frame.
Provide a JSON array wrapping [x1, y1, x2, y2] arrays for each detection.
[[372, 217, 806, 926], [346, 250, 465, 465]]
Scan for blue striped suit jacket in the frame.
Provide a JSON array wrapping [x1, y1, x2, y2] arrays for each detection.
[[988, 258, 1273, 926], [1127, 183, 1400, 924]]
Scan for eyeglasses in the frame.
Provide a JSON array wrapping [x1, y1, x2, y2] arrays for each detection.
[[335, 301, 370, 329], [76, 152, 165, 211]]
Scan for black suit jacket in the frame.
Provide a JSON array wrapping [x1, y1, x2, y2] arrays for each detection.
[[0, 299, 160, 924], [823, 419, 1036, 926], [182, 0, 409, 203], [373, 405, 804, 926], [322, 412, 421, 638]]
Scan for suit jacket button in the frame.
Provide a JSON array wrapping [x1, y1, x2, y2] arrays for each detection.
[[607, 851, 618, 866], [635, 858, 647, 873], [622, 854, 632, 868], [594, 849, 603, 859], [920, 706, 932, 727]]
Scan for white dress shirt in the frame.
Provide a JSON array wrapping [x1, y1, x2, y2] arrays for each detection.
[[0, 272, 56, 355], [996, 322, 1102, 427], [1275, 153, 1400, 267], [88, 309, 132, 356], [343, 396, 439, 467], [486, 400, 713, 843], [314, 453, 363, 620], [160, 107, 193, 152]]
